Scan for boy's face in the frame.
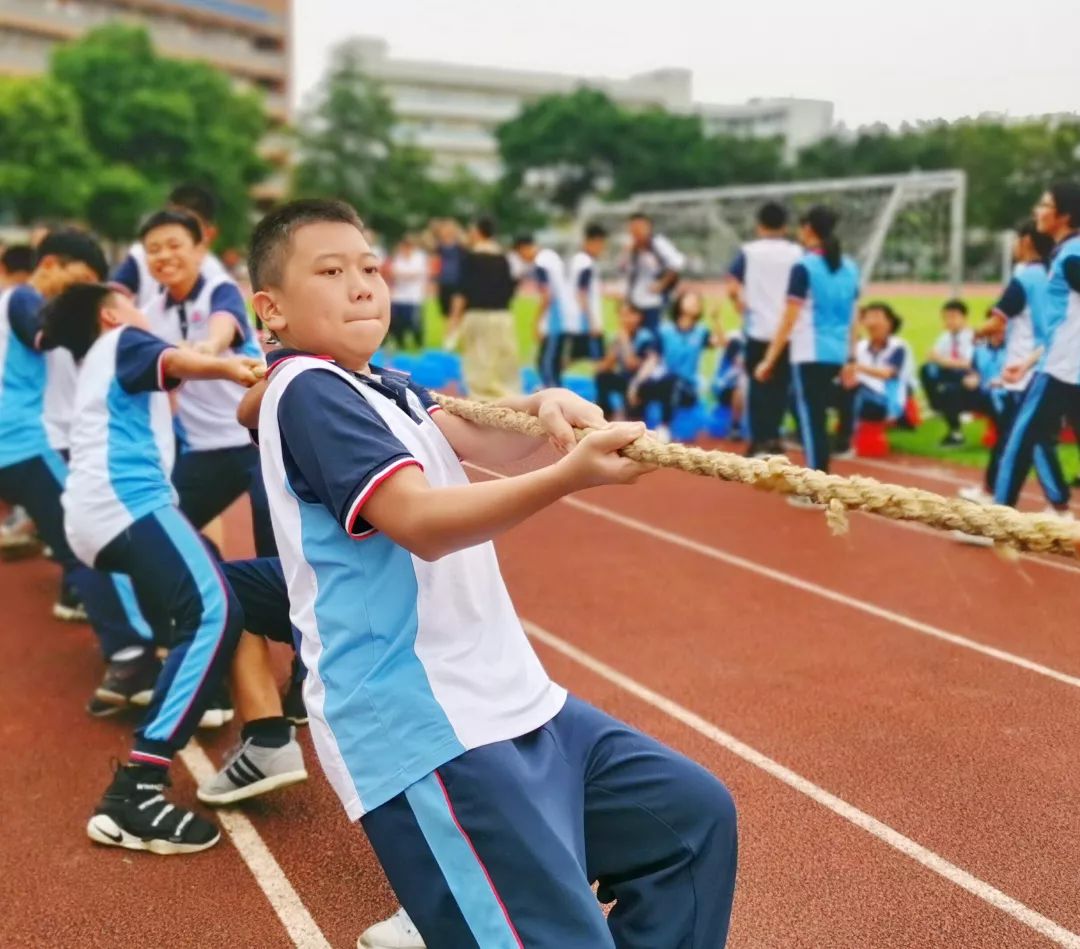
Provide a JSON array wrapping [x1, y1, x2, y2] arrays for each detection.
[[618, 305, 641, 332], [942, 307, 967, 333], [1034, 191, 1067, 236], [144, 224, 201, 292], [101, 291, 150, 333], [258, 221, 389, 370], [35, 256, 101, 298], [584, 236, 607, 258], [516, 243, 538, 264], [861, 308, 890, 341]]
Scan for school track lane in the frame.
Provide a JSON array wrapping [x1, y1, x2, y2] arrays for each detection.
[[3, 437, 1077, 947]]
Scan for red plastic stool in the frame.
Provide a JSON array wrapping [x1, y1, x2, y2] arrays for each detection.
[[981, 418, 997, 448], [854, 419, 889, 458]]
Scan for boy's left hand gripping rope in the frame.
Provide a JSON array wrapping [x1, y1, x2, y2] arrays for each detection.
[[432, 393, 1080, 560]]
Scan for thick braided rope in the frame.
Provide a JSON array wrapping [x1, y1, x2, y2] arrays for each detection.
[[433, 393, 1080, 559]]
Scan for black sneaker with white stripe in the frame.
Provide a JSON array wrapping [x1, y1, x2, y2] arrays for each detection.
[[87, 764, 220, 855]]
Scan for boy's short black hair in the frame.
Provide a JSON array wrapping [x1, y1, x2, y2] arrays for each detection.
[[1049, 181, 1080, 228], [512, 234, 535, 250], [139, 209, 203, 246], [1, 244, 35, 274], [1017, 220, 1055, 261], [168, 183, 218, 225], [584, 223, 608, 241], [942, 298, 968, 316], [860, 300, 903, 334], [757, 201, 788, 230], [38, 282, 114, 360], [36, 228, 108, 281], [473, 216, 496, 239], [628, 212, 651, 224], [249, 198, 363, 292]]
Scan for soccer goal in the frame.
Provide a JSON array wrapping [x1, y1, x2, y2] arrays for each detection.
[[578, 170, 967, 290]]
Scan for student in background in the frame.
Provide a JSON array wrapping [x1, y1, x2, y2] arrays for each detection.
[[727, 202, 803, 457], [596, 302, 676, 442], [837, 302, 911, 455], [0, 244, 34, 287], [919, 299, 976, 447], [513, 236, 577, 388], [661, 290, 722, 411], [386, 234, 428, 350], [568, 223, 608, 361], [625, 213, 685, 331], [755, 206, 860, 480]]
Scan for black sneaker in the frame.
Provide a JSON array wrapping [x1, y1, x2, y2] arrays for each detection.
[[283, 678, 308, 726], [940, 431, 965, 448], [87, 764, 220, 855], [53, 584, 88, 623], [94, 649, 160, 708], [86, 695, 129, 718]]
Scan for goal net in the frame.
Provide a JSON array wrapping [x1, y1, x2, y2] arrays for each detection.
[[577, 170, 967, 289]]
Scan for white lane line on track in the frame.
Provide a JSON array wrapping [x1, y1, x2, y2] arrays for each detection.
[[524, 619, 1080, 948], [178, 743, 332, 949], [466, 463, 1080, 692]]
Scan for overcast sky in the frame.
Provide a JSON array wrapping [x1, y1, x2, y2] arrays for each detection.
[[292, 0, 1078, 129]]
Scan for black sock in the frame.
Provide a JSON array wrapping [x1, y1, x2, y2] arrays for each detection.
[[242, 716, 290, 748]]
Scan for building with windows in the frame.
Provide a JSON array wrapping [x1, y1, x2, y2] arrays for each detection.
[[350, 36, 833, 182], [0, 0, 291, 199]]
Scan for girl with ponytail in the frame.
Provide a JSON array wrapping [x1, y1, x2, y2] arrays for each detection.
[[754, 205, 860, 480]]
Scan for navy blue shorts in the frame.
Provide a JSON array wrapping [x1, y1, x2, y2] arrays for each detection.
[[220, 557, 294, 646]]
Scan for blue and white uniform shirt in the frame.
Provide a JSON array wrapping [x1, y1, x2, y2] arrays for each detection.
[[533, 248, 580, 335], [258, 352, 567, 820], [660, 322, 711, 386], [728, 238, 803, 343], [145, 274, 258, 451], [0, 284, 49, 467], [1041, 234, 1080, 385], [112, 242, 229, 312], [62, 326, 180, 566], [992, 261, 1049, 392], [569, 250, 604, 335], [786, 252, 860, 365], [627, 234, 685, 310]]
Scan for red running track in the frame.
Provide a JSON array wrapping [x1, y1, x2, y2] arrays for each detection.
[[1, 449, 1077, 948]]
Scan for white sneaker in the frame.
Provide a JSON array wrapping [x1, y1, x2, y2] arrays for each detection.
[[654, 424, 672, 444], [958, 485, 993, 506], [833, 448, 856, 461], [950, 529, 994, 547], [1042, 507, 1076, 522], [358, 908, 425, 949]]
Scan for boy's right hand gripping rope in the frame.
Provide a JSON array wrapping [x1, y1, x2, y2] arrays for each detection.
[[432, 394, 1080, 559]]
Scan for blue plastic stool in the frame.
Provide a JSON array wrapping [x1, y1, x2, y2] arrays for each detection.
[[562, 375, 597, 403], [706, 404, 733, 438], [672, 404, 706, 442]]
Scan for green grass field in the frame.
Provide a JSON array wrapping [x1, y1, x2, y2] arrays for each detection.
[[417, 291, 1079, 480]]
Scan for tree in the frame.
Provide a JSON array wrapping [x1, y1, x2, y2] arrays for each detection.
[[0, 76, 97, 223], [84, 166, 160, 244], [50, 24, 269, 247], [494, 89, 785, 217]]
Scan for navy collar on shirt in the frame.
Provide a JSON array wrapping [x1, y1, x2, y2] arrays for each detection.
[[166, 274, 206, 307], [266, 348, 422, 422], [1051, 231, 1080, 258]]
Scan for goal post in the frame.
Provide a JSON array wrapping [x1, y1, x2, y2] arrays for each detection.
[[577, 170, 967, 292]]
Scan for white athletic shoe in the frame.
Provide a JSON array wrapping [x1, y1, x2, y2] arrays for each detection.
[[653, 424, 672, 444], [950, 529, 994, 548], [358, 908, 425, 949], [958, 485, 993, 506], [1042, 507, 1076, 522]]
